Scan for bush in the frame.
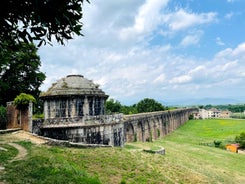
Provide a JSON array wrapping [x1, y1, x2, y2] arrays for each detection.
[[0, 106, 7, 129], [235, 132, 245, 148], [214, 140, 222, 148], [14, 93, 36, 109]]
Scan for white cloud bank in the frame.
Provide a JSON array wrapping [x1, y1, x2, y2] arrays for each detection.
[[38, 0, 245, 105]]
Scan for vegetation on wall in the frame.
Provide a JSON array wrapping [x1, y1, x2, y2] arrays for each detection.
[[14, 93, 36, 110]]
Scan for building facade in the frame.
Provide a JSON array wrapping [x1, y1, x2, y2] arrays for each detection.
[[40, 75, 108, 125]]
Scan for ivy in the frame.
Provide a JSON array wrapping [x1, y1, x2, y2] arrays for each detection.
[[14, 93, 36, 110]]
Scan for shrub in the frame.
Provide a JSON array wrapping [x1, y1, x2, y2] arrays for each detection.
[[14, 93, 36, 110], [214, 140, 222, 148], [235, 132, 245, 148], [189, 114, 194, 120], [0, 106, 7, 129]]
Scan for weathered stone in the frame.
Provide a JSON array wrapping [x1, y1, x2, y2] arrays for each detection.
[[38, 74, 198, 147]]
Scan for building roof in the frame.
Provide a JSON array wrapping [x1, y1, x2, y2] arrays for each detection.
[[40, 75, 108, 98]]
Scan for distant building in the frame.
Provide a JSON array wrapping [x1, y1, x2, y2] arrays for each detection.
[[194, 108, 231, 119], [219, 110, 232, 118]]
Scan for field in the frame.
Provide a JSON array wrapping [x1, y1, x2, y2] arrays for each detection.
[[1, 119, 245, 184]]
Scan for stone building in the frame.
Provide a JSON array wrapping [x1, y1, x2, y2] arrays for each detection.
[[38, 75, 125, 146], [37, 74, 197, 147], [40, 74, 108, 124]]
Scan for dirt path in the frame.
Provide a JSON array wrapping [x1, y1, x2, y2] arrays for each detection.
[[8, 143, 28, 162], [0, 130, 48, 145], [0, 130, 48, 183]]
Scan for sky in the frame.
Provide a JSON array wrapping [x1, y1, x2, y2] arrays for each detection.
[[38, 0, 245, 105]]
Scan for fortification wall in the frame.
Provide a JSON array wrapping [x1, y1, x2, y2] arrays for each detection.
[[38, 108, 197, 147]]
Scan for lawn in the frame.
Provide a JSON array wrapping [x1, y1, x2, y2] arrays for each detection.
[[1, 118, 245, 184]]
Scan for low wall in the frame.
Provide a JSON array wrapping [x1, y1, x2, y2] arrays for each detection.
[[37, 108, 197, 147]]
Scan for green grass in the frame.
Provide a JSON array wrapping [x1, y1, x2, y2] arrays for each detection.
[[0, 119, 245, 184], [0, 144, 18, 164]]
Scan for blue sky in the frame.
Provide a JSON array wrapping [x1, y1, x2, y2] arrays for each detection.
[[38, 0, 245, 105]]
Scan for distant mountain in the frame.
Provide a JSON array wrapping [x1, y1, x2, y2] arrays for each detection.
[[162, 98, 242, 107]]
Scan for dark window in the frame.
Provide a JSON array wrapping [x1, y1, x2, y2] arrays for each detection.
[[88, 97, 93, 116], [76, 98, 84, 117], [94, 98, 101, 115]]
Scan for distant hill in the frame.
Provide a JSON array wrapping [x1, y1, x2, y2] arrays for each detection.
[[162, 98, 242, 106]]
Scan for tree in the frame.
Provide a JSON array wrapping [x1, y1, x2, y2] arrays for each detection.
[[0, 0, 89, 46], [0, 42, 45, 106], [136, 98, 165, 113], [235, 132, 245, 148], [105, 99, 122, 114], [14, 93, 36, 110], [0, 106, 7, 129]]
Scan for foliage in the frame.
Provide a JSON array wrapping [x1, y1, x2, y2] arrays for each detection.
[[0, 42, 45, 106], [14, 93, 36, 110], [203, 104, 245, 113], [136, 98, 165, 113], [189, 114, 194, 120], [0, 106, 7, 129], [106, 98, 167, 115], [213, 140, 222, 147], [0, 0, 89, 46], [235, 132, 245, 148], [33, 113, 45, 119], [105, 99, 122, 114], [230, 113, 245, 119]]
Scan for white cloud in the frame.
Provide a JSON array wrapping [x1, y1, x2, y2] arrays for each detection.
[[170, 75, 192, 84], [180, 31, 203, 46], [165, 9, 217, 31], [153, 74, 166, 83], [120, 0, 169, 41], [216, 37, 225, 46], [38, 1, 245, 105], [225, 12, 234, 19]]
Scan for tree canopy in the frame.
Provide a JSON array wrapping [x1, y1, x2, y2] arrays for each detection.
[[0, 42, 45, 106], [105, 98, 166, 115], [14, 93, 36, 110], [0, 0, 89, 46], [136, 98, 165, 113]]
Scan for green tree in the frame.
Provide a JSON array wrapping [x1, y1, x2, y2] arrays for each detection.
[[235, 132, 245, 148], [105, 99, 122, 114], [136, 98, 165, 113], [121, 104, 138, 115], [0, 106, 7, 129], [0, 0, 89, 46], [0, 42, 45, 106], [14, 93, 36, 110]]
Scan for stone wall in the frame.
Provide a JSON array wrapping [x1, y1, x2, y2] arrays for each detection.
[[6, 102, 32, 132], [38, 108, 197, 147]]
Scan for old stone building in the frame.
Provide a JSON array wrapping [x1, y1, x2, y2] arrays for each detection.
[[37, 74, 197, 147], [40, 74, 108, 123]]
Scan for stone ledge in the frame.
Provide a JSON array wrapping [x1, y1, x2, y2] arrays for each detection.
[[0, 128, 21, 134]]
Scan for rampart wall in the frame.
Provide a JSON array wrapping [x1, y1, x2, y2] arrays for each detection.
[[37, 108, 197, 146]]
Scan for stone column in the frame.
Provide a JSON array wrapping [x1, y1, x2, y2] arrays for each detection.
[[83, 96, 89, 117], [28, 101, 33, 132]]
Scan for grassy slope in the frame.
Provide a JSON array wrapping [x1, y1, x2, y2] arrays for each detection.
[[0, 119, 245, 184]]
